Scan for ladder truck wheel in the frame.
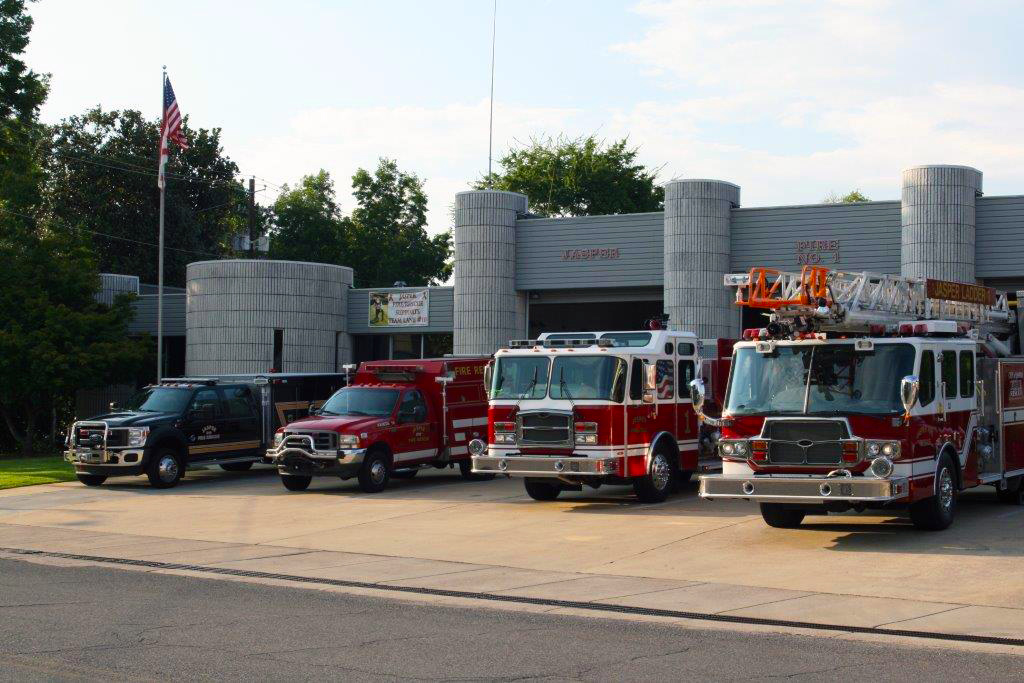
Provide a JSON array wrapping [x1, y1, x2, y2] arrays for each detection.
[[76, 474, 106, 487], [759, 503, 806, 529], [633, 450, 676, 503], [280, 474, 312, 491], [910, 454, 957, 531], [459, 459, 495, 481], [524, 479, 561, 501], [996, 475, 1024, 505]]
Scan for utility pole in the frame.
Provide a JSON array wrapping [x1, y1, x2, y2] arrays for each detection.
[[248, 176, 256, 257]]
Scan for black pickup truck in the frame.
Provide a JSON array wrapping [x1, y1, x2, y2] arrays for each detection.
[[64, 374, 346, 488]]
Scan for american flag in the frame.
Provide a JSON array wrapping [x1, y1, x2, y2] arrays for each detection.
[[157, 76, 188, 189]]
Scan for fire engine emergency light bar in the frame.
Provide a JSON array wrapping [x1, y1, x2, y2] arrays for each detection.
[[508, 339, 615, 349]]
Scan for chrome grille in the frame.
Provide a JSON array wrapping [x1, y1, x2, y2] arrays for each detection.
[[284, 430, 336, 451], [763, 420, 850, 466], [517, 410, 572, 447]]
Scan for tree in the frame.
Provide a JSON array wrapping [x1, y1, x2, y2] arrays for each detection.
[[823, 189, 870, 204], [475, 135, 664, 217], [268, 160, 452, 288], [44, 108, 252, 287]]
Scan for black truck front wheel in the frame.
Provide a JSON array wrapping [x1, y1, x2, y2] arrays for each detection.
[[220, 461, 254, 472], [76, 473, 106, 487], [281, 474, 312, 491], [146, 448, 184, 489]]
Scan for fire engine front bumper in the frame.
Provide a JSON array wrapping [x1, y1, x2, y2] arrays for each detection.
[[472, 454, 618, 478], [699, 474, 909, 504], [269, 446, 367, 478]]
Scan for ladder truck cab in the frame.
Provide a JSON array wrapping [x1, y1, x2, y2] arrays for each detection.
[[470, 329, 728, 503], [696, 266, 1024, 531]]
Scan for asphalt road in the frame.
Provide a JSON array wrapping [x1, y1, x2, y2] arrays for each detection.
[[0, 558, 1021, 682]]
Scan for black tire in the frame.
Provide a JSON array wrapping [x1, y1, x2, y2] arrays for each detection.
[[391, 468, 418, 479], [146, 447, 184, 489], [219, 461, 254, 472], [524, 480, 561, 501], [909, 453, 957, 531], [459, 458, 495, 481], [357, 449, 391, 493], [280, 474, 312, 491], [633, 449, 677, 503], [996, 475, 1023, 505], [76, 473, 106, 487], [760, 503, 806, 528], [676, 470, 694, 486]]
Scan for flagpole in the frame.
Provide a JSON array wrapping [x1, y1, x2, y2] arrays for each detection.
[[157, 67, 166, 382]]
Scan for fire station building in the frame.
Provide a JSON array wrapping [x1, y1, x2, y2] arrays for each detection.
[[105, 163, 1024, 378]]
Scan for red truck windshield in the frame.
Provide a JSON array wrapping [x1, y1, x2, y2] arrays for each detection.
[[319, 387, 399, 418], [725, 343, 915, 416]]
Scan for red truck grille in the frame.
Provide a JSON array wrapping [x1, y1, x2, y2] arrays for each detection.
[[517, 410, 572, 448], [762, 420, 850, 466]]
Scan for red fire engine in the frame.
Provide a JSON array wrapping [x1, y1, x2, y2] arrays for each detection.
[[697, 266, 1024, 530], [470, 330, 728, 502], [268, 358, 490, 492]]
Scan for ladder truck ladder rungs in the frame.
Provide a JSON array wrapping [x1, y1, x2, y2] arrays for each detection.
[[725, 266, 1013, 334]]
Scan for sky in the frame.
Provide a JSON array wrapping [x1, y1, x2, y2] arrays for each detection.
[[25, 0, 1024, 235]]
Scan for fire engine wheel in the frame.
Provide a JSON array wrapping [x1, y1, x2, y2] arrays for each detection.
[[146, 448, 183, 489], [524, 480, 561, 501], [358, 450, 391, 493], [909, 454, 957, 531], [280, 474, 312, 491], [996, 475, 1024, 505], [391, 468, 418, 479], [220, 461, 254, 472], [459, 459, 495, 481], [75, 474, 106, 487], [759, 503, 806, 528], [633, 451, 676, 503]]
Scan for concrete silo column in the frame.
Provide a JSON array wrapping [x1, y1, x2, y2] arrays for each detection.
[[663, 179, 740, 339], [901, 165, 982, 283], [453, 190, 528, 355]]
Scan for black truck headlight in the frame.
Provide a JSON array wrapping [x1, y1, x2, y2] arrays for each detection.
[[128, 427, 149, 447]]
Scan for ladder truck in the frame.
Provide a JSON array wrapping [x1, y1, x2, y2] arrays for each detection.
[[693, 266, 1024, 530]]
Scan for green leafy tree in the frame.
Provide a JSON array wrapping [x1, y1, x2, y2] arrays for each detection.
[[44, 108, 252, 287], [823, 189, 870, 204], [268, 160, 451, 288], [476, 135, 664, 217]]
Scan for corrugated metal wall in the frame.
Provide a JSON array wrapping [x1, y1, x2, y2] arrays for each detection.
[[515, 213, 663, 290], [730, 201, 902, 274], [347, 286, 454, 334], [976, 195, 1024, 279], [128, 294, 187, 336]]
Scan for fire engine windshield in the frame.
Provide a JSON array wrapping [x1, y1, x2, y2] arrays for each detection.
[[125, 387, 192, 413], [318, 388, 400, 417], [725, 343, 915, 416], [550, 356, 628, 402], [491, 357, 550, 400]]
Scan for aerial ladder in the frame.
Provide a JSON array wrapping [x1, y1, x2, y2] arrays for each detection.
[[725, 266, 1019, 355]]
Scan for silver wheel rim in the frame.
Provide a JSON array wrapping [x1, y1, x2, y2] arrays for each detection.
[[651, 454, 671, 491], [158, 455, 179, 483], [938, 467, 954, 512], [370, 460, 387, 485]]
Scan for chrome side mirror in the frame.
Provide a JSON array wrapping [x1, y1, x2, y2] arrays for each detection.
[[900, 375, 919, 415], [483, 362, 493, 398], [642, 362, 657, 404], [689, 378, 706, 412]]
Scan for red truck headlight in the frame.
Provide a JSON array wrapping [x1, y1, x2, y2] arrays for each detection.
[[574, 422, 598, 445]]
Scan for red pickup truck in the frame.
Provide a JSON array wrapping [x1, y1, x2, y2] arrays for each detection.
[[267, 358, 491, 492]]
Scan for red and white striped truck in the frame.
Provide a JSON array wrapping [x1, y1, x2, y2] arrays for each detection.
[[697, 267, 1024, 530], [471, 330, 730, 502], [268, 358, 490, 492]]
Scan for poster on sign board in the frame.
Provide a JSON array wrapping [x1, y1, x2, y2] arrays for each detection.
[[368, 290, 429, 327]]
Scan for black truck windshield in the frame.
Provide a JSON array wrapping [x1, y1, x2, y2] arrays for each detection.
[[725, 343, 915, 416], [125, 387, 192, 413], [491, 357, 549, 399], [550, 356, 628, 402], [319, 388, 399, 417]]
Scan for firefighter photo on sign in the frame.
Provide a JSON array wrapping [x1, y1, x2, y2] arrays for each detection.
[[369, 293, 389, 326]]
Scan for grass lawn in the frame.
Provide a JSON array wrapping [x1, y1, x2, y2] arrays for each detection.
[[0, 455, 77, 490]]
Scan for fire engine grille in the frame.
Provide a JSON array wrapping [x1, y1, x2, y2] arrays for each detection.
[[763, 420, 849, 466], [283, 430, 336, 451], [517, 411, 572, 448]]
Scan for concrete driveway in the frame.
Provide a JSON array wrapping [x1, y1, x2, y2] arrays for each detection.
[[1, 465, 1023, 644]]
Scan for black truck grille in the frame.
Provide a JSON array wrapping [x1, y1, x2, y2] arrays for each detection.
[[518, 411, 571, 447], [284, 431, 336, 451], [75, 428, 126, 448], [763, 420, 849, 466]]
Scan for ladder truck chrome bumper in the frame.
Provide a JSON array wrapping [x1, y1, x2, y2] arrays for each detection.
[[700, 474, 910, 504], [473, 454, 617, 478]]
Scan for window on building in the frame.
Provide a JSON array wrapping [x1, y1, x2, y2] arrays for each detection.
[[392, 334, 423, 360], [334, 331, 343, 373], [424, 333, 453, 358], [960, 351, 975, 398], [629, 358, 644, 401], [919, 350, 935, 406], [273, 329, 283, 371], [941, 350, 957, 399]]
